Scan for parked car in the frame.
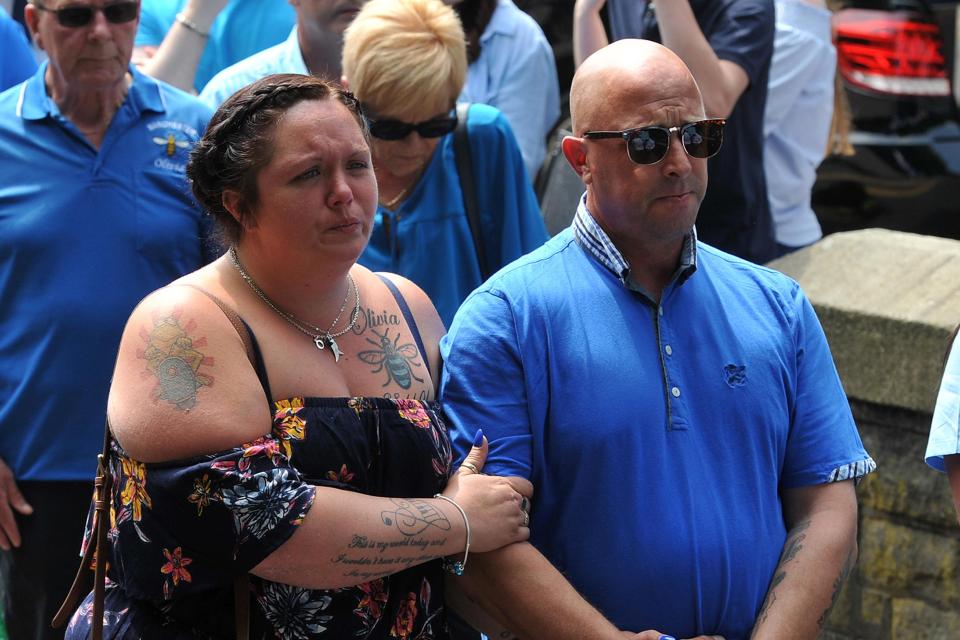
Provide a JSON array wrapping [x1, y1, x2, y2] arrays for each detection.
[[813, 0, 960, 239]]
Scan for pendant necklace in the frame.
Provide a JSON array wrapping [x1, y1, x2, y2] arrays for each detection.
[[229, 246, 360, 362]]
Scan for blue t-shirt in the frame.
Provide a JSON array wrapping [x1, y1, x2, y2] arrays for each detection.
[[136, 0, 295, 93], [357, 103, 548, 328], [0, 65, 213, 481], [440, 218, 873, 638], [609, 0, 776, 264], [0, 10, 36, 92]]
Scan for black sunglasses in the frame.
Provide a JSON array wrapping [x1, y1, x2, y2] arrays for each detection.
[[583, 119, 725, 165], [33, 1, 139, 28], [366, 111, 458, 141]]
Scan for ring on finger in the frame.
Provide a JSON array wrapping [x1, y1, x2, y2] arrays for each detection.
[[519, 496, 530, 512], [460, 461, 481, 475], [521, 510, 530, 527]]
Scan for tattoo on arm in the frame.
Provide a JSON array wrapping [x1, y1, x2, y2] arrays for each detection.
[[328, 499, 452, 579], [817, 547, 856, 629], [752, 519, 811, 634], [137, 310, 214, 411]]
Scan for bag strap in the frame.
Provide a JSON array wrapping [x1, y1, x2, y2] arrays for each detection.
[[52, 284, 256, 639], [454, 102, 491, 280]]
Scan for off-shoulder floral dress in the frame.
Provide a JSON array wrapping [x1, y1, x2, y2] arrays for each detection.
[[65, 293, 453, 639]]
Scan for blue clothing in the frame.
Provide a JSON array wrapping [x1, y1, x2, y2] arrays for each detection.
[[199, 26, 306, 109], [358, 103, 548, 328], [0, 9, 36, 92], [0, 64, 213, 481], [439, 201, 874, 638], [610, 0, 777, 264], [764, 0, 833, 248], [926, 336, 960, 471], [136, 0, 295, 93], [459, 0, 560, 178]]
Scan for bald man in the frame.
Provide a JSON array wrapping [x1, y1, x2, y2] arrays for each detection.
[[439, 40, 874, 640]]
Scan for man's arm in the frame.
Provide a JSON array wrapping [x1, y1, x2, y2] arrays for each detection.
[[946, 454, 960, 526], [648, 0, 750, 118], [573, 0, 611, 68], [454, 540, 633, 640], [750, 480, 858, 639], [0, 457, 33, 551]]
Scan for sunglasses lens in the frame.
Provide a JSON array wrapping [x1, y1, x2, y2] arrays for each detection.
[[369, 121, 413, 141], [416, 116, 457, 138], [682, 121, 724, 158], [57, 6, 93, 26], [104, 2, 139, 23], [626, 128, 670, 165]]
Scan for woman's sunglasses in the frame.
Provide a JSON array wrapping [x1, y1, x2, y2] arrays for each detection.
[[33, 1, 139, 28], [366, 112, 459, 141], [583, 119, 725, 165]]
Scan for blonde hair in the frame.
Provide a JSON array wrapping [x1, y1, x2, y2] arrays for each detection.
[[342, 0, 467, 120]]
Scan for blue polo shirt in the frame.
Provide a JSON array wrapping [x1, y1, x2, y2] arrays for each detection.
[[440, 203, 873, 638], [136, 0, 295, 93], [1, 10, 36, 92], [0, 65, 213, 481], [608, 0, 776, 264]]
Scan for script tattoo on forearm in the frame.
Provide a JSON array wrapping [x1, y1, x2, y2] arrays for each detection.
[[752, 519, 811, 634], [138, 311, 214, 411], [817, 547, 856, 629], [329, 500, 452, 580]]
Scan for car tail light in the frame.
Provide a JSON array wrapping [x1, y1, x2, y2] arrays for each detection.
[[833, 9, 950, 97]]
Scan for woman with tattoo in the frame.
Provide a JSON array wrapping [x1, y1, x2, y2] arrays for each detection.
[[63, 73, 532, 639], [926, 325, 960, 526]]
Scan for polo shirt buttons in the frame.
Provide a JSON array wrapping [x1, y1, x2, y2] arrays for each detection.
[[658, 307, 664, 316], [665, 345, 673, 356], [671, 387, 681, 398]]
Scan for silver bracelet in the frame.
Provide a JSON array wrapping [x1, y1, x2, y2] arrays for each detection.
[[175, 12, 209, 38], [434, 494, 470, 575]]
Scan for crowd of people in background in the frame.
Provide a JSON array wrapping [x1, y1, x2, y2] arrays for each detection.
[[0, 1, 957, 639]]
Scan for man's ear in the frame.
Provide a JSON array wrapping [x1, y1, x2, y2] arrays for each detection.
[[340, 75, 350, 90], [24, 4, 44, 50], [561, 136, 590, 183], [221, 190, 256, 231]]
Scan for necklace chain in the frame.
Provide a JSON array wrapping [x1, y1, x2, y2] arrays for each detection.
[[381, 183, 410, 210], [229, 247, 360, 362]]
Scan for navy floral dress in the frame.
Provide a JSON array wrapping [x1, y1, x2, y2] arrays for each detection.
[[66, 369, 453, 638]]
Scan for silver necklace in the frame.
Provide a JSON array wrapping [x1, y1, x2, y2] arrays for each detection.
[[229, 246, 360, 363]]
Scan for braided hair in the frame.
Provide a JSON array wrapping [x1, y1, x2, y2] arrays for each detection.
[[187, 74, 368, 245]]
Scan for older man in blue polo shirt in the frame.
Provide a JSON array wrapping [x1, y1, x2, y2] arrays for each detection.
[[0, 1, 212, 638], [440, 39, 874, 640]]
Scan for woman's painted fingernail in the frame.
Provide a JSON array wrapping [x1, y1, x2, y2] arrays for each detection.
[[658, 636, 676, 640], [473, 428, 484, 447]]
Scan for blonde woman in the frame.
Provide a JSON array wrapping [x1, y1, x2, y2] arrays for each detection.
[[344, 0, 549, 327]]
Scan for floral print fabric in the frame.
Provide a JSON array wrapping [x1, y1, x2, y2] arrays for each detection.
[[66, 396, 452, 639]]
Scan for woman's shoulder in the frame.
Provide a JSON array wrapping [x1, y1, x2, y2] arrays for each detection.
[[108, 269, 273, 463]]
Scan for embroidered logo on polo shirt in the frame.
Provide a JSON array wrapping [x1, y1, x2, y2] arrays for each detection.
[[723, 364, 747, 388], [147, 120, 199, 174]]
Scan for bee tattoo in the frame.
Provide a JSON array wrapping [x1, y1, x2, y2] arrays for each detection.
[[358, 328, 424, 389]]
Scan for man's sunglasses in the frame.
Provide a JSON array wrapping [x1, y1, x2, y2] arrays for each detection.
[[33, 1, 139, 28], [583, 119, 725, 165], [366, 112, 458, 141]]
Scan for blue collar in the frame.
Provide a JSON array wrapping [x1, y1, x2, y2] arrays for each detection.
[[571, 193, 698, 291], [16, 63, 167, 121]]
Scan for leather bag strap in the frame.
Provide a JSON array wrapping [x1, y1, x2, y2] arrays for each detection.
[[454, 102, 491, 280]]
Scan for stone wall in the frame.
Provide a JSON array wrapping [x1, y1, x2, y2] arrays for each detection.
[[771, 230, 960, 639]]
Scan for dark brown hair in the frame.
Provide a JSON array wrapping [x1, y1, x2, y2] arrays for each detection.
[[187, 74, 368, 244]]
